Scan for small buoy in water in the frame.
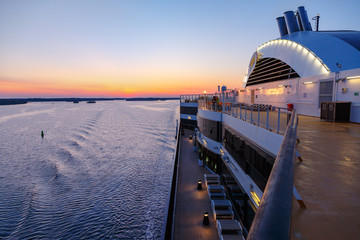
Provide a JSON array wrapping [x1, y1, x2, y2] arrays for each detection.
[[41, 131, 44, 138]]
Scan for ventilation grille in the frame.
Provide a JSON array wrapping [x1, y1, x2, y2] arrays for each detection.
[[246, 57, 300, 86]]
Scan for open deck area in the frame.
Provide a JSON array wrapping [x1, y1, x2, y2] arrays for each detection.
[[292, 116, 360, 239], [173, 112, 360, 239], [173, 129, 219, 240]]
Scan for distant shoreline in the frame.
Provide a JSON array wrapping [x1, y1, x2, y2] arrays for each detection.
[[0, 99, 28, 105], [125, 97, 178, 101], [0, 97, 179, 105]]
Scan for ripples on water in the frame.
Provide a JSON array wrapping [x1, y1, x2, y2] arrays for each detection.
[[0, 101, 178, 239]]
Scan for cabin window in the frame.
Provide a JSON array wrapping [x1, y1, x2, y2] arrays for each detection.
[[197, 116, 222, 142]]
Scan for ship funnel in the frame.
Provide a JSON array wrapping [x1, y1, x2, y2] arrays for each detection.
[[297, 6, 312, 31], [297, 12, 304, 31], [284, 11, 300, 34], [276, 16, 288, 37]]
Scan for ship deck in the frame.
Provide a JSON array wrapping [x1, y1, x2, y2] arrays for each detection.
[[173, 128, 219, 240], [173, 115, 360, 239], [292, 115, 360, 240]]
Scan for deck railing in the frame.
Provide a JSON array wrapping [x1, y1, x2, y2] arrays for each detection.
[[199, 100, 291, 134], [180, 94, 203, 103], [180, 93, 229, 103], [161, 120, 182, 240], [247, 110, 298, 240]]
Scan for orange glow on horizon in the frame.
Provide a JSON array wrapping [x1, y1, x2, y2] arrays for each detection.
[[0, 73, 241, 98], [0, 50, 244, 98]]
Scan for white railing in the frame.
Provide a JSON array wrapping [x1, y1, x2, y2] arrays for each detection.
[[199, 100, 292, 135]]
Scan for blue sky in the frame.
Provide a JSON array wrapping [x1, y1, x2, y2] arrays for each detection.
[[0, 0, 359, 97]]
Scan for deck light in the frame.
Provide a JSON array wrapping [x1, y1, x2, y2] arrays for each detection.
[[203, 211, 209, 225], [257, 39, 330, 73], [346, 76, 360, 80], [197, 180, 202, 190], [303, 81, 314, 84], [250, 191, 261, 207]]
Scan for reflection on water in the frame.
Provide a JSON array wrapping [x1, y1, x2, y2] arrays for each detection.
[[130, 104, 172, 112], [0, 109, 55, 123], [0, 100, 178, 239]]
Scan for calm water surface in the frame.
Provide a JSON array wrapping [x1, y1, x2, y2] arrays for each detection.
[[0, 100, 178, 239]]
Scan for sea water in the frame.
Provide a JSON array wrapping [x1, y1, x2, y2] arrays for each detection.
[[0, 100, 178, 239]]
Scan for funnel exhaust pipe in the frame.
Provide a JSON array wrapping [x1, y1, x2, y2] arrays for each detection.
[[277, 16, 288, 37], [284, 11, 300, 34], [297, 6, 312, 31]]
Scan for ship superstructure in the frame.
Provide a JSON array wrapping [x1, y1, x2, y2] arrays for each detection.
[[163, 6, 360, 240], [241, 6, 360, 123]]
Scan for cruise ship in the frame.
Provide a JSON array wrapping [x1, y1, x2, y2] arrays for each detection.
[[162, 6, 360, 240]]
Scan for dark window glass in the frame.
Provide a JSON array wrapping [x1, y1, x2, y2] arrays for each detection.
[[197, 116, 221, 142], [222, 125, 275, 191], [180, 106, 198, 115]]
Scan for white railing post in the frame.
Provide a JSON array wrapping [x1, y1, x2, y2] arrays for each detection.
[[266, 107, 269, 130], [277, 108, 281, 134], [245, 105, 247, 122], [251, 106, 253, 123]]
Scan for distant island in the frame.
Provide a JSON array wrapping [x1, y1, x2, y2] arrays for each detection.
[[0, 99, 28, 105], [0, 97, 179, 106]]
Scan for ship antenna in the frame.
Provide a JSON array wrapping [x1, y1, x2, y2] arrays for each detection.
[[312, 14, 320, 31]]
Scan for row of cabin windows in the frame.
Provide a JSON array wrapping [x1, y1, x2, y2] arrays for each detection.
[[223, 128, 275, 191]]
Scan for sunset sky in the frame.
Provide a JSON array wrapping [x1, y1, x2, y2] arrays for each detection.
[[1, 0, 359, 97]]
